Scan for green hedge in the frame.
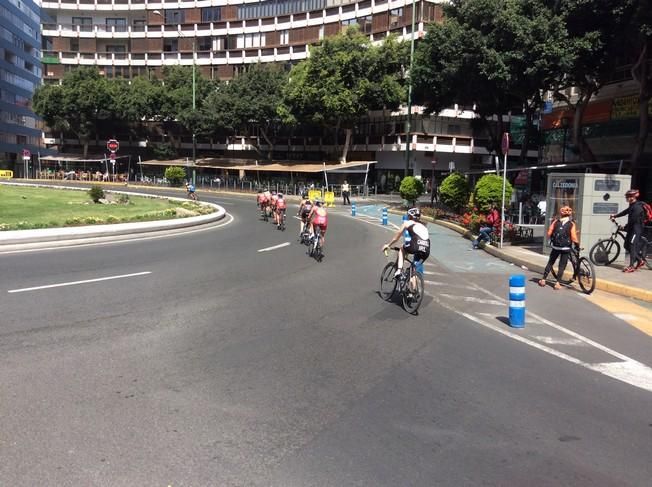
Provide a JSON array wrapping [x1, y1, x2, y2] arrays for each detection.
[[439, 172, 470, 212], [474, 174, 512, 212]]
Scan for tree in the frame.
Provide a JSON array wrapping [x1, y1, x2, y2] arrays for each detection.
[[439, 172, 470, 212], [473, 174, 512, 212], [413, 0, 573, 159], [399, 176, 424, 206], [33, 67, 113, 156], [203, 64, 287, 159], [164, 166, 186, 186], [281, 27, 406, 162]]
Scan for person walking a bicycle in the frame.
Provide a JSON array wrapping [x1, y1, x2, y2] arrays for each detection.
[[539, 206, 579, 290], [382, 207, 430, 278], [610, 189, 649, 272]]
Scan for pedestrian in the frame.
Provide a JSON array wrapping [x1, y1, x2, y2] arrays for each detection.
[[539, 206, 579, 289], [472, 204, 500, 249], [342, 180, 351, 205], [610, 189, 650, 272], [430, 182, 437, 206], [380, 173, 387, 193]]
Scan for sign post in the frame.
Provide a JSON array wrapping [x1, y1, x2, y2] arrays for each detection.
[[107, 140, 119, 182], [22, 149, 30, 179], [500, 132, 510, 249]]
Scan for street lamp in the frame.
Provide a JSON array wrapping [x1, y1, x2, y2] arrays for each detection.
[[560, 116, 569, 164], [153, 10, 196, 186], [404, 0, 417, 178]]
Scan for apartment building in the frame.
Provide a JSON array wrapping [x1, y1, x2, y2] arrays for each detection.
[[0, 0, 43, 172], [40, 0, 534, 179]]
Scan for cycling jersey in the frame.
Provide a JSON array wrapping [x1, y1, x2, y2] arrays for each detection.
[[301, 201, 312, 218], [187, 185, 195, 193], [312, 208, 328, 230], [404, 221, 430, 260], [276, 198, 287, 210]]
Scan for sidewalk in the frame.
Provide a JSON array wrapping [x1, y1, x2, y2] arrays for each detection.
[[432, 218, 652, 303]]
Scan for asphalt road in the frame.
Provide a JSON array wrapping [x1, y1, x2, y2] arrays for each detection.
[[1, 188, 651, 486]]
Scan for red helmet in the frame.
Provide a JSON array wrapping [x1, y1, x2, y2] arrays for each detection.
[[625, 189, 640, 198]]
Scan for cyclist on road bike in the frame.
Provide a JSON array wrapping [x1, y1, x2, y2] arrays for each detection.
[[269, 191, 278, 218], [275, 193, 287, 228], [256, 189, 265, 209], [539, 205, 580, 289], [186, 182, 197, 201], [308, 199, 328, 248], [382, 207, 430, 278], [298, 194, 313, 236], [610, 189, 648, 272]]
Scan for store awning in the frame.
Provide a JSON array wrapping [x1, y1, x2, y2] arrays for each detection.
[[40, 153, 130, 162], [139, 158, 377, 173]]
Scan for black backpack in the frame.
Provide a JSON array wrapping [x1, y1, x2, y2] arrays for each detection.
[[551, 219, 573, 248]]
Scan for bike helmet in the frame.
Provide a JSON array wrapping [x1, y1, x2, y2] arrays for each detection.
[[277, 193, 283, 198], [407, 207, 421, 220], [559, 206, 573, 216], [271, 190, 277, 195], [625, 189, 640, 198], [314, 199, 322, 207]]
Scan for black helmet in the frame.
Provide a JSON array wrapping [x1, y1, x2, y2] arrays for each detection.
[[407, 207, 421, 220]]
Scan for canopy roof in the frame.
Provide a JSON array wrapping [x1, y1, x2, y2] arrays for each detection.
[[40, 153, 130, 162], [139, 158, 376, 173]]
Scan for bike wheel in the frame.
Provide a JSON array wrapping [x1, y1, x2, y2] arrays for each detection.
[[379, 262, 398, 301], [589, 239, 620, 266], [577, 257, 596, 294], [402, 269, 425, 314]]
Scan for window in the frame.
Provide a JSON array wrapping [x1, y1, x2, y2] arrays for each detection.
[[359, 15, 372, 34], [280, 30, 289, 45], [165, 10, 185, 25], [106, 18, 127, 32], [133, 19, 146, 31], [163, 39, 179, 52], [342, 18, 357, 27], [72, 17, 92, 32], [389, 8, 403, 28], [106, 45, 126, 53], [197, 37, 212, 51], [237, 33, 265, 49], [201, 7, 221, 22], [70, 38, 79, 51], [42, 37, 52, 51], [447, 124, 461, 135]]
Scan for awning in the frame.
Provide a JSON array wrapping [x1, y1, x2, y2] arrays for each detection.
[[139, 158, 377, 173], [40, 153, 130, 162]]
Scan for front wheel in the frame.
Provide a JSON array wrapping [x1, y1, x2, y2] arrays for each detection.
[[402, 270, 424, 314], [589, 239, 620, 266], [379, 262, 398, 301], [577, 257, 596, 294]]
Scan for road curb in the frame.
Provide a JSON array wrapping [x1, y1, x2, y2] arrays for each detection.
[[387, 207, 652, 302], [0, 182, 226, 247]]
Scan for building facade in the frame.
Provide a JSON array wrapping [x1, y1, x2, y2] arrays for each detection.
[[0, 0, 43, 173]]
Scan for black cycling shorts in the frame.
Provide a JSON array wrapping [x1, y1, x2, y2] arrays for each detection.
[[404, 237, 430, 261]]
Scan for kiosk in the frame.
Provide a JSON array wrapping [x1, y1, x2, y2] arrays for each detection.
[[544, 173, 631, 264]]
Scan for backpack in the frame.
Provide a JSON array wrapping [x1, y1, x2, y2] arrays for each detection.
[[642, 201, 652, 224], [551, 219, 573, 248]]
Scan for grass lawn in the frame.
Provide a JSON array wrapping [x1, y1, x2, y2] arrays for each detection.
[[0, 185, 205, 230]]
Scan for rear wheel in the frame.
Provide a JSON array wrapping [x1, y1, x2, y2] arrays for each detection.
[[577, 257, 596, 294], [380, 262, 398, 301], [589, 238, 620, 266], [402, 269, 424, 314]]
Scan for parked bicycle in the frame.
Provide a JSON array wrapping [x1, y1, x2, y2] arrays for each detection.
[[551, 246, 596, 294], [379, 247, 425, 314], [589, 221, 651, 269]]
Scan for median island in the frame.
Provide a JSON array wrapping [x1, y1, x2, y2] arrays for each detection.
[[0, 185, 214, 231]]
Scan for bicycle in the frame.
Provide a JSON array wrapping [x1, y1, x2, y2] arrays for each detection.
[[308, 226, 324, 262], [299, 219, 311, 245], [277, 210, 286, 231], [187, 191, 198, 201], [551, 246, 596, 294], [379, 247, 425, 314], [590, 221, 651, 269]]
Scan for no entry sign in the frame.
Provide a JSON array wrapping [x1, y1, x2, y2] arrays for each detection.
[[107, 139, 119, 153]]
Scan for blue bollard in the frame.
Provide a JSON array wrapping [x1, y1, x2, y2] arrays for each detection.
[[508, 274, 526, 328], [382, 208, 388, 225], [351, 202, 356, 216], [402, 214, 411, 243]]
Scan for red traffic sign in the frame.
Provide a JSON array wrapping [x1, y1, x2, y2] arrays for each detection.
[[109, 152, 116, 160], [501, 132, 510, 154], [22, 149, 31, 158], [106, 139, 119, 152]]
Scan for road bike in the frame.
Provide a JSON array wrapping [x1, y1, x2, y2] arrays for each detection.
[[589, 221, 651, 269], [299, 220, 311, 245], [187, 191, 198, 201], [277, 210, 286, 231], [551, 247, 596, 294], [308, 226, 324, 262], [379, 247, 425, 314]]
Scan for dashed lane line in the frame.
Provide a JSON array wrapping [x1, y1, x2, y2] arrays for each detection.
[[257, 242, 291, 252], [8, 271, 152, 294], [438, 293, 505, 306]]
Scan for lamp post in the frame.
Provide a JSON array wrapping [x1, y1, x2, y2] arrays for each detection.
[[560, 116, 569, 164], [404, 0, 417, 178], [153, 10, 196, 185]]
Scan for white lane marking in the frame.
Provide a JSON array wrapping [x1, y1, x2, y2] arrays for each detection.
[[532, 336, 587, 346], [467, 283, 652, 392], [439, 293, 505, 306], [0, 213, 235, 255], [8, 271, 151, 294], [257, 242, 291, 252], [425, 280, 476, 290], [614, 313, 638, 321], [424, 270, 447, 276]]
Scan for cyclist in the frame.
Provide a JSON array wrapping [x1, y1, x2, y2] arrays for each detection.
[[308, 199, 328, 248], [185, 182, 197, 201], [539, 205, 579, 289], [611, 189, 648, 272], [382, 207, 430, 278], [275, 193, 287, 228], [297, 194, 313, 237], [269, 191, 278, 219]]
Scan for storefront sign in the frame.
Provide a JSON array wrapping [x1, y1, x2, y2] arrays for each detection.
[[0, 170, 13, 179], [593, 202, 619, 215], [612, 95, 652, 120], [552, 179, 579, 189], [594, 179, 620, 192]]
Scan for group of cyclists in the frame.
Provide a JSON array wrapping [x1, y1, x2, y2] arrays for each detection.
[[256, 189, 288, 230]]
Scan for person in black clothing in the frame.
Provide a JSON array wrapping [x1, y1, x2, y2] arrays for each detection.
[[610, 189, 647, 272]]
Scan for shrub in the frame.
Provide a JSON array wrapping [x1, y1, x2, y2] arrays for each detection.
[[164, 166, 186, 187], [88, 185, 105, 203], [439, 172, 470, 212], [474, 174, 512, 212], [399, 176, 425, 205]]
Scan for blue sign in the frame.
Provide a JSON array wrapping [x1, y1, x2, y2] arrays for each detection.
[[543, 101, 553, 114]]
